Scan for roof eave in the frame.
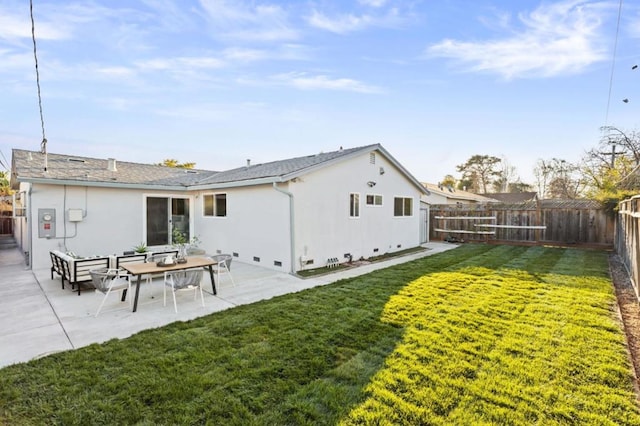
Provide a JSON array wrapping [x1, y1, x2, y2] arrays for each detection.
[[278, 144, 430, 196], [17, 177, 190, 191], [189, 176, 282, 191], [373, 145, 430, 196]]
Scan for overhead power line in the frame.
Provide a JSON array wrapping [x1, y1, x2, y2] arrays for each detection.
[[604, 0, 624, 126], [30, 0, 48, 171]]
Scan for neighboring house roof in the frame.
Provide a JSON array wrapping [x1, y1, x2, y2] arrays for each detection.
[[477, 199, 602, 209], [485, 192, 538, 203], [422, 182, 497, 203], [11, 144, 429, 195]]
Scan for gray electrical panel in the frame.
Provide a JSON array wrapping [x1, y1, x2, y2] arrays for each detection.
[[38, 208, 56, 238]]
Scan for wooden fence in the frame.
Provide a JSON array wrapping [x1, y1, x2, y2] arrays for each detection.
[[429, 199, 615, 247], [615, 195, 640, 300], [0, 210, 12, 235]]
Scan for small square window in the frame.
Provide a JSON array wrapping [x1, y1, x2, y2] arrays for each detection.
[[203, 193, 227, 217], [366, 194, 383, 206]]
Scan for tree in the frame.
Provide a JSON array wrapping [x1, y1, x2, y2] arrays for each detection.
[[507, 181, 533, 193], [0, 171, 11, 196], [492, 157, 520, 192], [599, 126, 640, 167], [574, 127, 640, 211], [440, 174, 457, 189], [533, 159, 554, 198], [158, 159, 196, 169], [456, 177, 474, 192], [534, 158, 581, 199], [581, 126, 640, 196], [455, 155, 501, 194]]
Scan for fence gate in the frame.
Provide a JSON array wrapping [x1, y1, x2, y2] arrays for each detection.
[[420, 204, 429, 244]]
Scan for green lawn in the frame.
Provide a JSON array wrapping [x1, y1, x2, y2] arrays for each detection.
[[1, 244, 639, 425]]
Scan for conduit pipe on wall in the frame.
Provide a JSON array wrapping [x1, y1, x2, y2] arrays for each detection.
[[272, 182, 295, 274], [27, 185, 33, 268]]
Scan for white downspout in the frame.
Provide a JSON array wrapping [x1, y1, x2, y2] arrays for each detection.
[[27, 185, 33, 268], [273, 182, 295, 274]]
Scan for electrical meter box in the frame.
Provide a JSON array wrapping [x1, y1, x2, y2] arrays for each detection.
[[38, 208, 56, 238]]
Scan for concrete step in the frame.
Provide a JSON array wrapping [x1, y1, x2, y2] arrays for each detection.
[[0, 235, 17, 250]]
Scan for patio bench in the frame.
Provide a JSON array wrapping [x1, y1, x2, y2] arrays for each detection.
[[53, 251, 111, 295], [50, 251, 66, 285]]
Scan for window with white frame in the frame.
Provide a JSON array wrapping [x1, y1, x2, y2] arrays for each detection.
[[203, 193, 227, 217], [12, 192, 26, 217], [145, 196, 191, 246], [366, 194, 383, 206], [393, 197, 413, 217], [349, 193, 360, 217]]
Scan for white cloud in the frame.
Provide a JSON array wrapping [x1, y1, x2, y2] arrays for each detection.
[[0, 49, 32, 72], [359, 0, 388, 7], [307, 11, 375, 34], [95, 66, 136, 78], [198, 0, 298, 41], [307, 6, 404, 34], [137, 56, 226, 72], [427, 0, 610, 79], [0, 6, 70, 42], [222, 47, 269, 62], [154, 103, 235, 120], [139, 0, 196, 32], [272, 72, 383, 93]]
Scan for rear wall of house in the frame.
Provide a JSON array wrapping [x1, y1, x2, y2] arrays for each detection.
[[28, 183, 186, 270], [192, 184, 291, 272], [291, 151, 422, 271]]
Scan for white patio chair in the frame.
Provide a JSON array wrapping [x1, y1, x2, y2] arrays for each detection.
[[163, 268, 205, 313], [209, 254, 236, 287], [89, 268, 132, 317]]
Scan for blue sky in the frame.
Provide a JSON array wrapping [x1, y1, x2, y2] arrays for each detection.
[[1, 0, 639, 186]]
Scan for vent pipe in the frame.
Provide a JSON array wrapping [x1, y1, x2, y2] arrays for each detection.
[[246, 159, 251, 167], [107, 158, 117, 172]]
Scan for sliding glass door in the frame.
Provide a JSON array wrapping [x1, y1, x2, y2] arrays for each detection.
[[146, 196, 190, 246]]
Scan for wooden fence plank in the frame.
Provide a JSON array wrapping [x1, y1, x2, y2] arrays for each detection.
[[430, 200, 614, 246]]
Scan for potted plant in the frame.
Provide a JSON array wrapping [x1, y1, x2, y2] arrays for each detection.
[[172, 228, 200, 262], [132, 242, 148, 254]]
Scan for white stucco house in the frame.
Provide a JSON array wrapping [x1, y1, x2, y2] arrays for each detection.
[[11, 144, 430, 273]]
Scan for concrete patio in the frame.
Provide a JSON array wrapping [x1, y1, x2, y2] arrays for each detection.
[[0, 242, 457, 369]]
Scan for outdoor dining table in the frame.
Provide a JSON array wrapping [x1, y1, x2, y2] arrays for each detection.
[[121, 256, 218, 312]]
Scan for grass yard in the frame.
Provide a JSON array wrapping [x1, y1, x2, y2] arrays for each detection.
[[1, 244, 639, 425]]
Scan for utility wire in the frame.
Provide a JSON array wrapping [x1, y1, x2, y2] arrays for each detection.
[[30, 0, 48, 171], [604, 0, 624, 127]]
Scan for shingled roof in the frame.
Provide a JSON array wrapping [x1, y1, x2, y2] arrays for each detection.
[[12, 144, 428, 194], [486, 192, 538, 203], [10, 149, 217, 189], [194, 144, 380, 185]]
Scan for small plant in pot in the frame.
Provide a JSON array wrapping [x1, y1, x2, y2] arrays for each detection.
[[172, 228, 200, 263], [132, 242, 148, 254]]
